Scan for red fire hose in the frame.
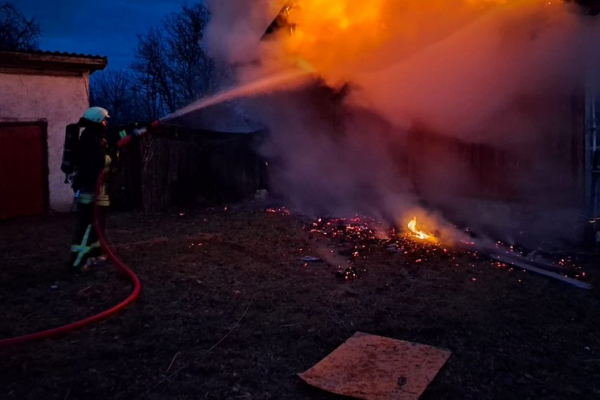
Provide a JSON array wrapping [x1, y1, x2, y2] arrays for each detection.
[[0, 171, 143, 349], [0, 121, 165, 349]]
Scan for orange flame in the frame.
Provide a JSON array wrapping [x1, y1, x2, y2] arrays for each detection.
[[274, 0, 557, 81], [407, 217, 436, 242]]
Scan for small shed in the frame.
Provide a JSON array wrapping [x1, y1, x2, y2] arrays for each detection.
[[0, 50, 107, 219], [119, 102, 268, 212]]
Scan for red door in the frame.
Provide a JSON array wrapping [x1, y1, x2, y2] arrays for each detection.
[[0, 123, 47, 220]]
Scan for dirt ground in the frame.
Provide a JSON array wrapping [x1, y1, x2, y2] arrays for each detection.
[[1, 202, 600, 400]]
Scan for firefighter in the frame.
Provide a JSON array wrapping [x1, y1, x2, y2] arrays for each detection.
[[68, 107, 147, 273]]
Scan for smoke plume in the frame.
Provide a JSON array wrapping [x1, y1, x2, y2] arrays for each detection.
[[204, 0, 600, 248]]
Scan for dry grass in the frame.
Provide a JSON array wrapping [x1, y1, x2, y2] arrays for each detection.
[[1, 206, 599, 399]]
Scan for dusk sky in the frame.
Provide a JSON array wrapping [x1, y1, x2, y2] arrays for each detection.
[[17, 0, 191, 70]]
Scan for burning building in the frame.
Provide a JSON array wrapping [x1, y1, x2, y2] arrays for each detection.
[[139, 0, 600, 248], [244, 0, 600, 247]]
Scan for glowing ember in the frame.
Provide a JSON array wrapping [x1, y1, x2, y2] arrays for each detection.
[[407, 217, 435, 242]]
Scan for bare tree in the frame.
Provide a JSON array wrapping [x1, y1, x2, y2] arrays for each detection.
[[90, 69, 138, 125], [164, 3, 216, 105], [0, 1, 40, 51], [130, 3, 216, 119], [91, 2, 217, 123], [131, 27, 177, 119]]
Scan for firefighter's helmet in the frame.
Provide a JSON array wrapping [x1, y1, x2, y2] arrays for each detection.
[[82, 107, 110, 124]]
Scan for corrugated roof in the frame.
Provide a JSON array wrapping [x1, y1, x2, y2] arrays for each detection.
[[2, 49, 107, 60], [0, 49, 108, 73]]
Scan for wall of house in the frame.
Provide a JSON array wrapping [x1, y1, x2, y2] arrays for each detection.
[[0, 72, 89, 213]]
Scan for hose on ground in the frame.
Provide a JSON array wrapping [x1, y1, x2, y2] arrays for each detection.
[[0, 171, 141, 349]]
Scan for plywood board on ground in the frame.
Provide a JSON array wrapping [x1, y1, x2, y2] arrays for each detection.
[[299, 332, 451, 400]]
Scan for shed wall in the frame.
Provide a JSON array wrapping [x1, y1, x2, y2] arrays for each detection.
[[0, 72, 90, 212]]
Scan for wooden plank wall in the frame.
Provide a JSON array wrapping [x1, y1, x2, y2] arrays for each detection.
[[136, 131, 267, 212]]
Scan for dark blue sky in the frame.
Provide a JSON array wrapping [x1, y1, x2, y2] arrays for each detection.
[[17, 0, 189, 70]]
